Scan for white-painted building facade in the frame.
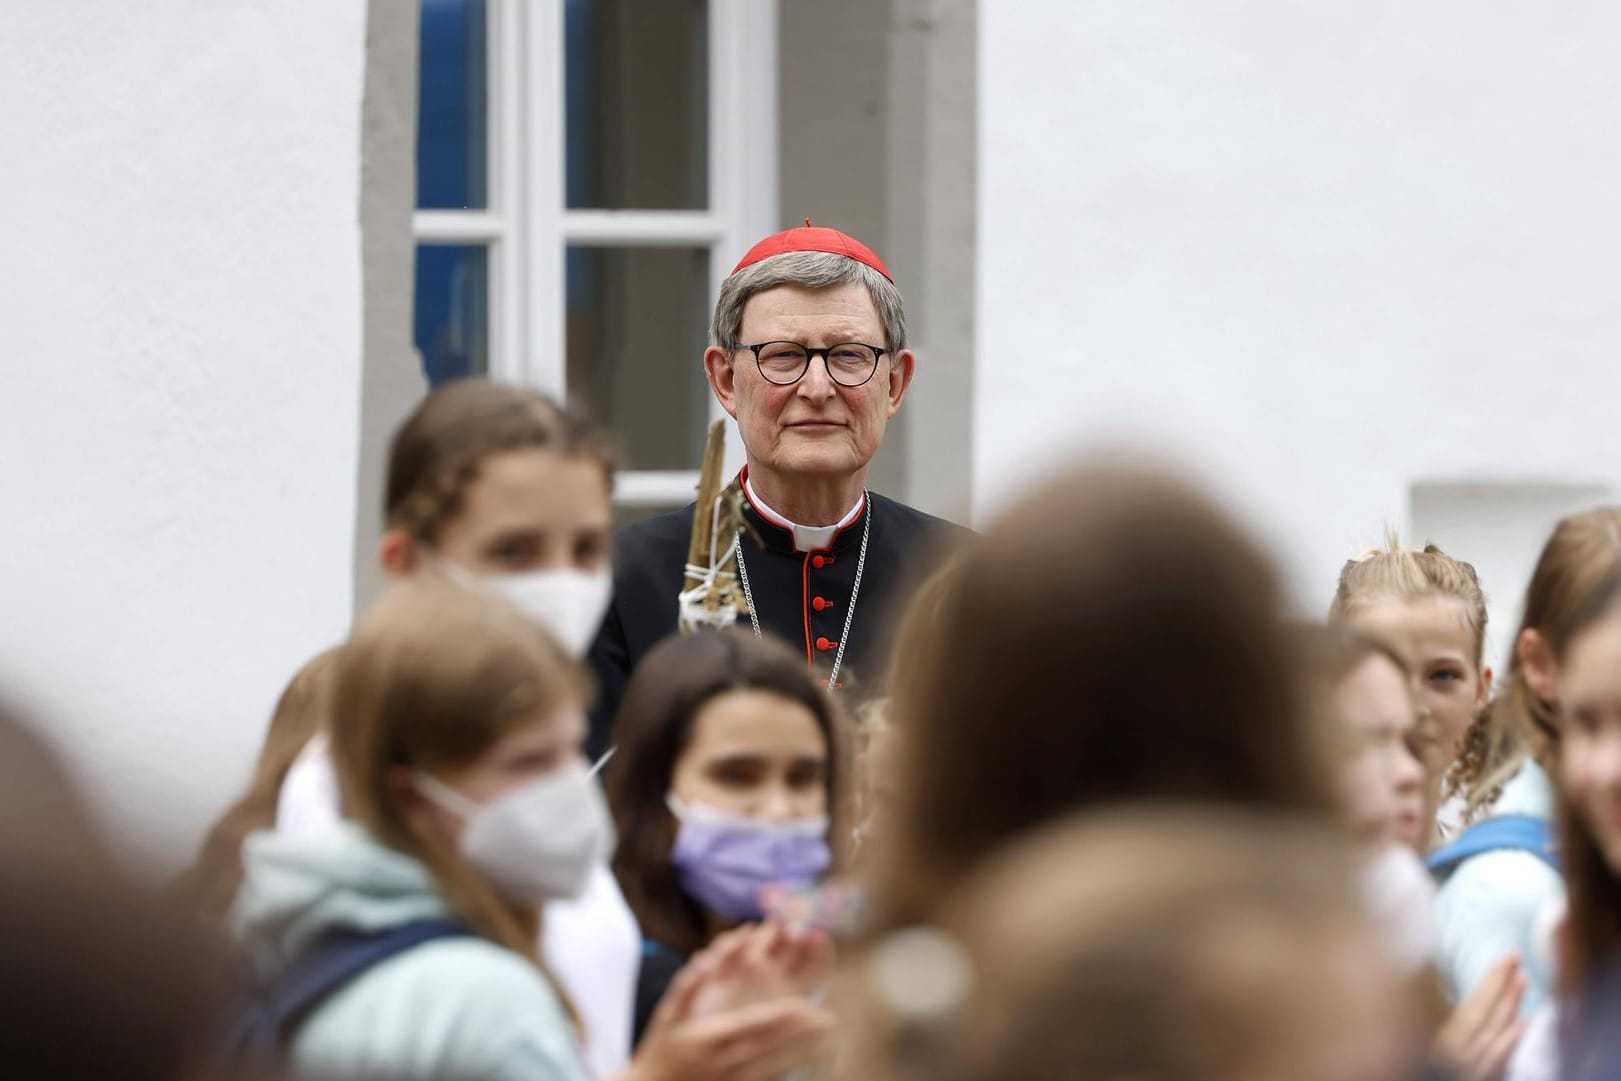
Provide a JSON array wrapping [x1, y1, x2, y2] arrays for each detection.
[[4, 0, 1618, 858]]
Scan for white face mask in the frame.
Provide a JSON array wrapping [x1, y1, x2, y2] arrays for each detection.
[[414, 761, 614, 906], [439, 561, 613, 659]]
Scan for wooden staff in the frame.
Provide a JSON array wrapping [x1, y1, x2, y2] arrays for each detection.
[[680, 420, 740, 633]]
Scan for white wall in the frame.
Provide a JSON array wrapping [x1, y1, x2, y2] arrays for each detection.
[[0, 1, 367, 866], [976, 2, 1621, 620]]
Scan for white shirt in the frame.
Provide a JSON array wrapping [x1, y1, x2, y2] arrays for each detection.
[[276, 735, 640, 1079], [744, 476, 864, 553]]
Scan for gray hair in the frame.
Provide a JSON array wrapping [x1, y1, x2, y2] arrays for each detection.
[[710, 250, 908, 352]]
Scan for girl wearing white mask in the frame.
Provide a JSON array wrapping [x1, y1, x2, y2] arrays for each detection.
[[373, 380, 615, 662], [607, 631, 845, 1046], [273, 380, 634, 1076], [232, 581, 832, 1081]]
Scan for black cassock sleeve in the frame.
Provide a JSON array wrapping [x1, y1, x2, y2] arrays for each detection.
[[585, 596, 632, 761]]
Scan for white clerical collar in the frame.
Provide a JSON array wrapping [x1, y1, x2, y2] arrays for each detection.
[[744, 476, 865, 553]]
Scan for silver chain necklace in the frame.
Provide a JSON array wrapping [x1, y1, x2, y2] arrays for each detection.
[[733, 494, 871, 690]]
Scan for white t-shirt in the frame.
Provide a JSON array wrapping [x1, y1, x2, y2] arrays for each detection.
[[276, 735, 640, 1079]]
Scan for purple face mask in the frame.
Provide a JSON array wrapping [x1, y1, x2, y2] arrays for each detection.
[[667, 796, 833, 921]]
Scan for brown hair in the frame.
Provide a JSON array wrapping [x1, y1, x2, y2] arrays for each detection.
[[1, 700, 215, 1081], [0, 697, 107, 871], [175, 647, 341, 918], [328, 579, 587, 982], [606, 630, 847, 955], [1454, 509, 1621, 822], [385, 380, 613, 544], [877, 462, 1332, 929], [1298, 621, 1413, 758], [1329, 533, 1489, 667], [842, 806, 1370, 1081], [881, 556, 961, 713], [1551, 569, 1621, 993]]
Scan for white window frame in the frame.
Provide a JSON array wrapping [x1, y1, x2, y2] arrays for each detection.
[[413, 0, 777, 509]]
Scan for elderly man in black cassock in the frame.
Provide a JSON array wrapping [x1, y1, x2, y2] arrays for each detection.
[[586, 223, 963, 755]]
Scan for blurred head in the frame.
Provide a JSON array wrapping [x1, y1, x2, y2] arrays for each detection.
[[607, 630, 846, 951], [1554, 570, 1621, 989], [1330, 537, 1491, 804], [842, 807, 1418, 1081], [1, 700, 213, 1081], [879, 461, 1331, 927], [1301, 624, 1426, 850], [329, 579, 589, 960], [0, 697, 106, 872], [1456, 509, 1621, 821], [704, 243, 915, 491], [380, 380, 614, 578]]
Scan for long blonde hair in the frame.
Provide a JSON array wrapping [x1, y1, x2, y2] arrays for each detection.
[[1454, 509, 1621, 821], [178, 648, 342, 917], [328, 579, 586, 989]]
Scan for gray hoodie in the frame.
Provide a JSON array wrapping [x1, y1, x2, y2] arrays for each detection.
[[233, 822, 586, 1081]]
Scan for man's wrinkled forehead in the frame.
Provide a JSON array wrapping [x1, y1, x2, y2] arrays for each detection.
[[738, 281, 884, 342]]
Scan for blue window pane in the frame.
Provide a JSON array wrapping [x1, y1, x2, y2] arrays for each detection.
[[414, 245, 488, 385], [418, 0, 487, 210], [565, 0, 708, 209]]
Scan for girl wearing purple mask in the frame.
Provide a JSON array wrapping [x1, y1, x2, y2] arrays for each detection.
[[606, 630, 846, 1046]]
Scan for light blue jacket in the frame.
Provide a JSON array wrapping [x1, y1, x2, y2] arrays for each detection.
[[233, 823, 587, 1081], [1433, 762, 1565, 1017]]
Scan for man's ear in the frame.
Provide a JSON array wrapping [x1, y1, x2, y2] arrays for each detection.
[[885, 349, 917, 417], [379, 528, 423, 579], [1519, 628, 1557, 703], [704, 345, 740, 419]]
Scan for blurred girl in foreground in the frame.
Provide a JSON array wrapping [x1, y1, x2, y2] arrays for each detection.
[[842, 808, 1420, 1081]]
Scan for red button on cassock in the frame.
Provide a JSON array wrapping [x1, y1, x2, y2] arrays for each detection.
[[815, 636, 836, 652], [812, 596, 830, 612], [812, 555, 827, 569]]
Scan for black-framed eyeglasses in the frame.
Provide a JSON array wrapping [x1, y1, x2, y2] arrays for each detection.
[[740, 341, 889, 388]]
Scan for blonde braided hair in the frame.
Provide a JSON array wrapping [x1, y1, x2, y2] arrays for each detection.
[[385, 380, 613, 543], [1329, 531, 1489, 667], [1329, 531, 1489, 810]]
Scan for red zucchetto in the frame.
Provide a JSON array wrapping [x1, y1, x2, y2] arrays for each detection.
[[730, 218, 893, 282]]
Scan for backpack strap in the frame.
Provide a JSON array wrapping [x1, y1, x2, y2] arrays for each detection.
[[223, 918, 475, 1060], [1425, 814, 1560, 878]]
